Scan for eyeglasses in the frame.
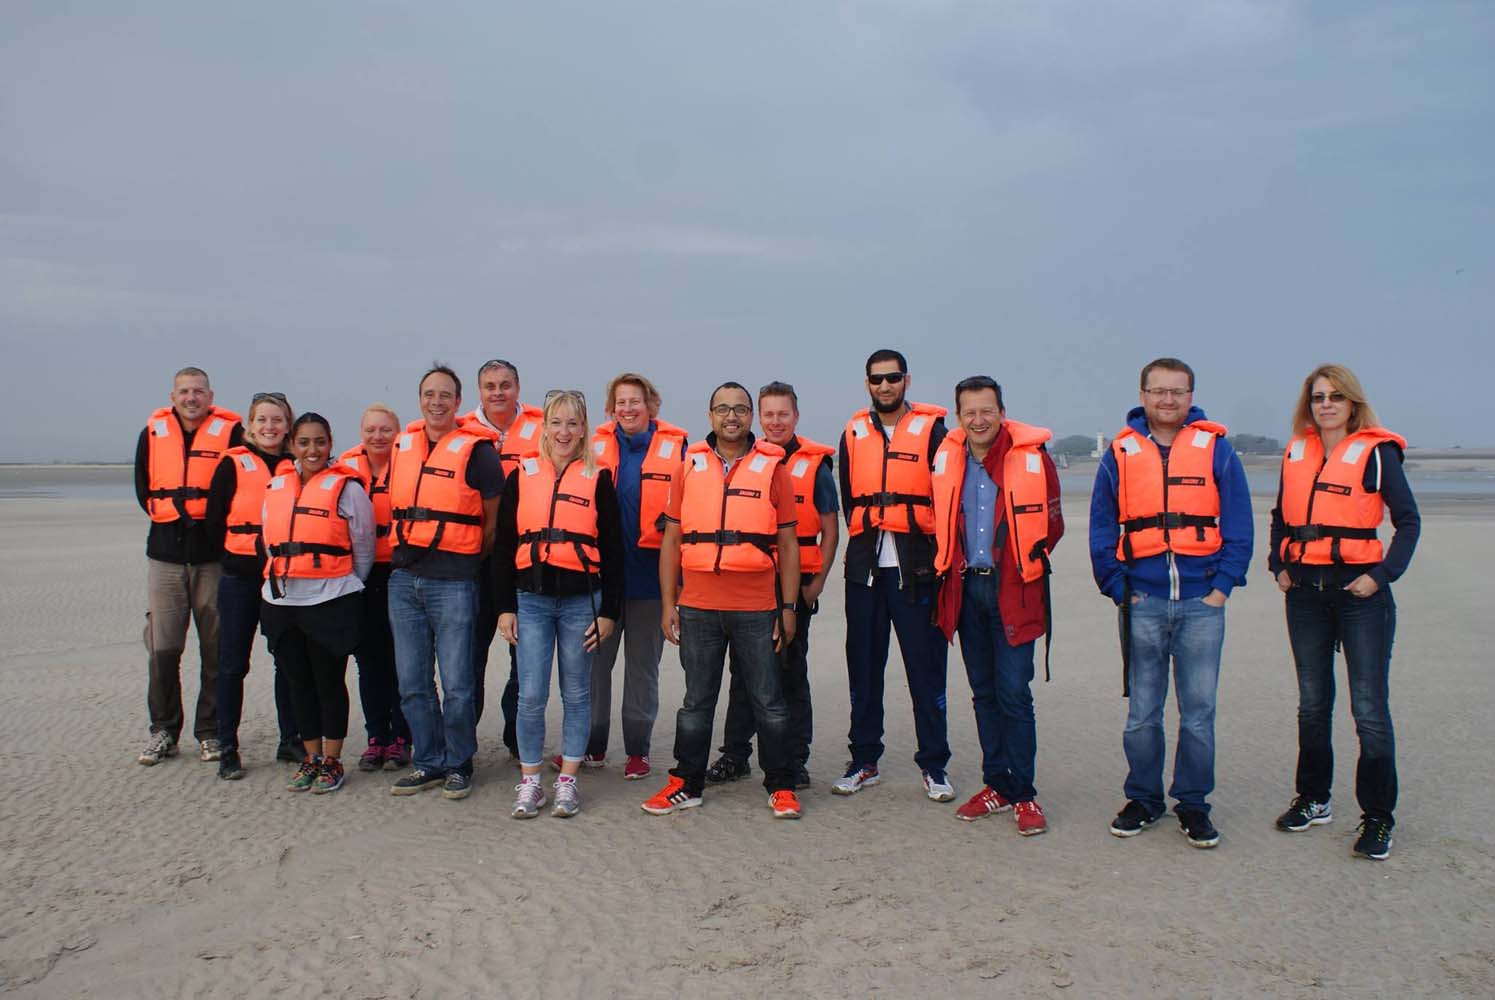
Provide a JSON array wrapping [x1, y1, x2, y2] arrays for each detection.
[[867, 372, 907, 386], [545, 389, 586, 404], [1310, 392, 1348, 405], [1142, 387, 1191, 400], [711, 404, 752, 417], [252, 392, 288, 403]]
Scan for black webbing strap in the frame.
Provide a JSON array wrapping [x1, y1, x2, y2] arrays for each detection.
[[267, 541, 351, 559], [1030, 539, 1054, 684], [226, 524, 259, 535], [680, 529, 777, 550], [517, 528, 599, 547], [848, 491, 933, 510]]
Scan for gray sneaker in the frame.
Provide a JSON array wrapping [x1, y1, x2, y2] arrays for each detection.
[[199, 738, 224, 762], [512, 778, 548, 819], [551, 778, 581, 818], [138, 731, 178, 766]]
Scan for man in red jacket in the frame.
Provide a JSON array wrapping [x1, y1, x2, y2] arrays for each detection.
[[932, 376, 1063, 835]]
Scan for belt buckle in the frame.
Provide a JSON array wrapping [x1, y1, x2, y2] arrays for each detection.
[[964, 566, 995, 577]]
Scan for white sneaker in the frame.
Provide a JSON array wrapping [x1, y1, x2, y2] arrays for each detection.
[[138, 731, 177, 766], [551, 778, 581, 818], [512, 778, 548, 819], [199, 738, 224, 762], [831, 762, 881, 796], [922, 769, 956, 802]]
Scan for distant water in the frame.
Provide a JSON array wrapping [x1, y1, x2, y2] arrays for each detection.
[[1059, 469, 1495, 498]]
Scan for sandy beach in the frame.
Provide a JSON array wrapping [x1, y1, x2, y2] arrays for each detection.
[[2, 486, 1492, 998]]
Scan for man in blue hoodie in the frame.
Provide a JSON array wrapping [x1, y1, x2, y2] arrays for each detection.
[[1089, 357, 1252, 849]]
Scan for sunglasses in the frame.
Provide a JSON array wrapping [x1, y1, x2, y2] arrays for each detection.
[[545, 389, 587, 404], [252, 391, 288, 403], [867, 372, 907, 386]]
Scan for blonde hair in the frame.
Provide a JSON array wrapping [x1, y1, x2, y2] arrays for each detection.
[[542, 391, 596, 476], [1291, 364, 1380, 437], [605, 372, 662, 419], [360, 402, 401, 431], [244, 394, 294, 450]]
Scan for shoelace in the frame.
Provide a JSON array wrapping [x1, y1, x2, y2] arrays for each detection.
[[1359, 818, 1391, 841]]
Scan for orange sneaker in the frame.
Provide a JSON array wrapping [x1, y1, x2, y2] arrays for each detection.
[[1014, 799, 1048, 836], [955, 786, 1012, 822], [770, 790, 802, 819], [641, 776, 702, 815]]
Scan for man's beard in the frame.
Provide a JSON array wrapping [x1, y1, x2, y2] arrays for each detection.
[[871, 394, 905, 415]]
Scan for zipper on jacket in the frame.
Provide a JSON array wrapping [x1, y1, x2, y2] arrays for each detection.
[[712, 453, 737, 575]]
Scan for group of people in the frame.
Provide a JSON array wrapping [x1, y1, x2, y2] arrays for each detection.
[[133, 351, 1418, 859]]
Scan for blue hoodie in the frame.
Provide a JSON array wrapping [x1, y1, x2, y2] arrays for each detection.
[[1089, 405, 1253, 603]]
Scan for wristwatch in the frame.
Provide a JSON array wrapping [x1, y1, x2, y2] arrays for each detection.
[[779, 602, 796, 611]]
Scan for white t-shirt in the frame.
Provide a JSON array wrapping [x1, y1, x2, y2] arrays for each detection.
[[875, 418, 901, 569]]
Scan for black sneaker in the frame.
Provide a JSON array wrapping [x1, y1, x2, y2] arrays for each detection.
[[1275, 795, 1332, 832], [390, 767, 445, 796], [276, 741, 304, 763], [792, 766, 811, 791], [1178, 809, 1220, 848], [1109, 800, 1163, 838], [705, 754, 751, 784], [442, 771, 473, 800], [1352, 818, 1393, 860], [217, 749, 246, 781]]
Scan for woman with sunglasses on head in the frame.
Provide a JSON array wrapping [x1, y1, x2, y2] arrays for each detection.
[[1269, 364, 1420, 860], [340, 404, 413, 773], [260, 413, 375, 795], [495, 390, 624, 818], [203, 392, 300, 779]]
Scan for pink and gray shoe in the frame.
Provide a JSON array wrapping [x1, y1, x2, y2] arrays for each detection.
[[383, 737, 411, 771]]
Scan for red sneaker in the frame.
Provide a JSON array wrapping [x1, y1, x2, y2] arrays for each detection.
[[383, 737, 411, 771], [1014, 799, 1048, 836], [623, 755, 651, 780], [357, 739, 386, 773], [551, 753, 606, 771], [770, 790, 802, 819], [641, 776, 702, 815], [955, 786, 1013, 822]]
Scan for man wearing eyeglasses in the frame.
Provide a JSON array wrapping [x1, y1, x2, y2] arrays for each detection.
[[1089, 357, 1253, 849], [834, 349, 955, 803]]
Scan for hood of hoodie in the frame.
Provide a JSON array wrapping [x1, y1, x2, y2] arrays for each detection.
[[1124, 404, 1210, 439]]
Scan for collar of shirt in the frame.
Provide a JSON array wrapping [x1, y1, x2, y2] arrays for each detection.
[[706, 430, 755, 472]]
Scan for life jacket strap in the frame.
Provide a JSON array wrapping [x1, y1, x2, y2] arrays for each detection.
[[848, 491, 933, 509], [517, 528, 598, 547], [1120, 512, 1218, 533], [392, 507, 483, 526], [267, 542, 351, 559], [1286, 525, 1378, 542], [226, 524, 260, 535], [681, 529, 777, 550]]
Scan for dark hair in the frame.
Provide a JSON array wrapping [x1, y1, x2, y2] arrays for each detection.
[[419, 361, 462, 398], [954, 375, 1004, 412], [173, 366, 210, 386], [1139, 357, 1195, 392], [865, 349, 908, 377], [758, 380, 799, 411], [478, 358, 519, 382], [709, 381, 752, 410], [291, 411, 332, 438]]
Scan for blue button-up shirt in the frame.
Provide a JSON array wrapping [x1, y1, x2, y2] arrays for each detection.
[[961, 451, 998, 569]]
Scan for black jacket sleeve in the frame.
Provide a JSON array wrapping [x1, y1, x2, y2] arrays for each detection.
[[595, 470, 624, 620], [203, 456, 238, 552], [1368, 442, 1420, 587], [493, 468, 521, 615], [134, 427, 151, 513]]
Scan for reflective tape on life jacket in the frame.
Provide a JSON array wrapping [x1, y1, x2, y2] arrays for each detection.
[[592, 418, 687, 550], [389, 421, 493, 557], [1279, 426, 1405, 565], [261, 466, 356, 591], [1112, 420, 1227, 562], [783, 436, 834, 575], [514, 456, 601, 574], [340, 446, 393, 563], [223, 446, 294, 557], [932, 420, 1054, 584], [144, 406, 242, 523], [679, 440, 785, 574], [462, 405, 544, 479], [844, 403, 946, 537]]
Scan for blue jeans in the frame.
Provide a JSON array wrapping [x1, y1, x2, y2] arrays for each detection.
[[955, 573, 1038, 802], [388, 570, 478, 776], [515, 591, 594, 766], [215, 570, 299, 750], [844, 569, 950, 771], [1122, 594, 1225, 815], [1286, 580, 1397, 824]]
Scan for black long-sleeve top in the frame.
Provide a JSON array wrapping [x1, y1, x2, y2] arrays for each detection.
[[493, 465, 624, 620], [134, 413, 245, 564], [837, 410, 948, 586], [203, 442, 291, 579]]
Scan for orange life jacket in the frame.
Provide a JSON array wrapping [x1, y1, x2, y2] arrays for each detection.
[[514, 456, 602, 574], [844, 403, 946, 537], [462, 404, 544, 479], [389, 420, 496, 557], [261, 465, 357, 591], [679, 439, 785, 574], [340, 446, 393, 563], [783, 436, 835, 575], [1278, 426, 1405, 565], [144, 406, 242, 523], [592, 418, 687, 550], [222, 446, 294, 557], [932, 421, 1054, 584], [1112, 420, 1227, 562]]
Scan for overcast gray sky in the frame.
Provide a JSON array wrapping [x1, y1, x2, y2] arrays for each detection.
[[3, 1, 1491, 461]]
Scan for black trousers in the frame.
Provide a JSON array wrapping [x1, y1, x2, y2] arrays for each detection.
[[719, 593, 814, 768], [262, 592, 363, 745]]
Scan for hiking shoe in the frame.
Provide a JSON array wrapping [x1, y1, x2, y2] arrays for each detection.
[[551, 753, 605, 771], [1178, 809, 1220, 848], [770, 790, 803, 819], [276, 741, 304, 763], [956, 786, 1013, 822], [137, 731, 177, 766], [1014, 800, 1048, 836], [287, 756, 321, 792], [312, 757, 346, 794], [217, 749, 246, 781], [199, 738, 224, 762], [623, 755, 651, 780], [831, 762, 880, 796], [383, 738, 411, 771], [792, 765, 811, 791], [1109, 800, 1163, 837], [1352, 818, 1394, 860], [442, 771, 472, 800], [512, 777, 547, 818], [641, 776, 703, 815], [922, 769, 956, 802], [358, 739, 387, 772], [705, 754, 751, 784], [1276, 795, 1333, 832], [390, 767, 445, 796], [552, 777, 581, 818]]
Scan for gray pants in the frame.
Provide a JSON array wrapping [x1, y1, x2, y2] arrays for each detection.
[[144, 558, 222, 743], [586, 598, 664, 758]]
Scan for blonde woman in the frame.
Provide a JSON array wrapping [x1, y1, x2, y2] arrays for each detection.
[[495, 391, 624, 817]]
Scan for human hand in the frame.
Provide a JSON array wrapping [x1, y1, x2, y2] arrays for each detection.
[[774, 609, 797, 652], [1343, 574, 1380, 598], [1202, 589, 1227, 608], [584, 617, 615, 652], [1276, 571, 1293, 593], [661, 604, 680, 645], [498, 612, 518, 645]]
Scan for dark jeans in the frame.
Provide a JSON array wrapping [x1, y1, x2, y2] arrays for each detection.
[[354, 565, 410, 745], [215, 571, 299, 751], [671, 606, 793, 795], [844, 569, 950, 771], [1286, 581, 1398, 825], [955, 573, 1038, 802], [720, 594, 814, 768], [262, 593, 363, 744], [473, 559, 520, 753]]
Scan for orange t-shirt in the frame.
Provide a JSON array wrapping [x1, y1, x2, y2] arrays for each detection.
[[664, 456, 797, 612]]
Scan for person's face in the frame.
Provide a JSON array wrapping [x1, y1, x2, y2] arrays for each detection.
[[479, 365, 519, 422], [1139, 368, 1192, 431], [709, 387, 752, 445], [249, 403, 289, 452], [611, 384, 650, 435], [758, 394, 798, 446], [957, 388, 1004, 450], [546, 404, 585, 464], [291, 423, 331, 475], [866, 361, 909, 415], [170, 374, 213, 423], [1309, 375, 1352, 435], [361, 412, 399, 456], [420, 372, 460, 430]]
